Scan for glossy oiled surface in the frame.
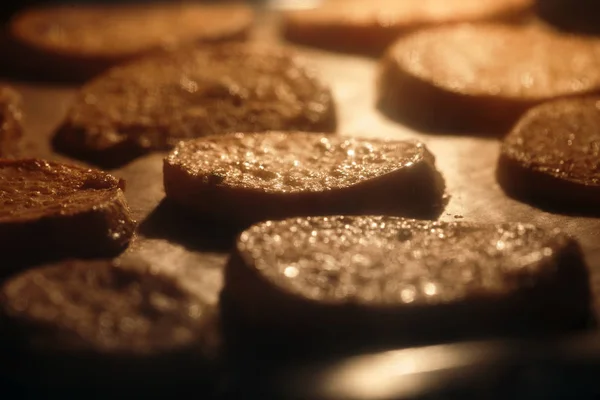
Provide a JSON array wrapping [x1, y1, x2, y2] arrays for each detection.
[[503, 97, 600, 185], [166, 133, 428, 192], [0, 158, 121, 221], [388, 24, 600, 99], [1, 257, 212, 354], [5, 9, 600, 354], [237, 216, 575, 304], [55, 44, 335, 165]]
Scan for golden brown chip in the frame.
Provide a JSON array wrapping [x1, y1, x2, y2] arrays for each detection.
[[0, 159, 135, 264], [498, 97, 600, 212], [54, 44, 337, 167], [164, 132, 446, 226], [9, 2, 254, 79], [283, 0, 532, 54], [378, 24, 600, 133], [224, 216, 590, 353]]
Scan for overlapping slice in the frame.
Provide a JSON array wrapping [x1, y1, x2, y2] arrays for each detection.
[[498, 97, 600, 212], [164, 133, 446, 225], [378, 24, 600, 133], [54, 45, 337, 167], [0, 257, 219, 387], [8, 2, 254, 79], [282, 0, 532, 54], [224, 216, 590, 352], [0, 87, 23, 157], [0, 159, 135, 264]]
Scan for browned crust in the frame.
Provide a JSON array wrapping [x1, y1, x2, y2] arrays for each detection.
[[6, 4, 254, 81], [283, 17, 414, 56], [52, 124, 154, 169], [6, 27, 251, 83], [222, 232, 591, 357], [163, 148, 447, 227], [282, 1, 532, 56], [376, 24, 600, 135], [0, 259, 221, 388], [0, 189, 135, 267], [0, 159, 135, 267], [497, 152, 600, 214], [53, 45, 338, 167], [496, 97, 600, 213], [53, 96, 338, 169], [377, 49, 536, 134]]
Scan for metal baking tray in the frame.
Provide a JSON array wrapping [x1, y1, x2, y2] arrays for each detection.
[[1, 2, 599, 398]]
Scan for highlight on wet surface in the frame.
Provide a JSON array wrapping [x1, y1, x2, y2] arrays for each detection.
[[53, 44, 336, 167], [164, 132, 447, 226], [0, 159, 135, 265], [222, 215, 591, 355], [378, 23, 600, 134], [497, 97, 600, 214]]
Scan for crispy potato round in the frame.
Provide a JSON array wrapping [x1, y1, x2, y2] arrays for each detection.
[[378, 24, 600, 133], [54, 44, 337, 167], [224, 216, 590, 354], [0, 159, 135, 265], [8, 2, 254, 79], [283, 0, 532, 54], [164, 132, 446, 226], [498, 97, 600, 212]]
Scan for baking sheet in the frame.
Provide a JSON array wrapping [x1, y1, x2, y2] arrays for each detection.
[[2, 7, 600, 393]]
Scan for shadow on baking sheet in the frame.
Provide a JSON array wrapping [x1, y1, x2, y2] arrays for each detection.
[[139, 198, 241, 253], [0, 63, 83, 85], [0, 246, 130, 285], [0, 375, 219, 400], [0, 31, 95, 85], [500, 193, 600, 219], [496, 165, 600, 219], [376, 101, 511, 139], [536, 1, 600, 36], [219, 287, 597, 376]]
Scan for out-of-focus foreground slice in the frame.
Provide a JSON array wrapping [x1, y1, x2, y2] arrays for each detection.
[[378, 24, 600, 133], [223, 216, 590, 356], [0, 87, 23, 157], [7, 2, 254, 80], [0, 159, 135, 266], [497, 97, 600, 213], [164, 133, 446, 226], [0, 257, 220, 390], [54, 44, 337, 167], [282, 0, 532, 54]]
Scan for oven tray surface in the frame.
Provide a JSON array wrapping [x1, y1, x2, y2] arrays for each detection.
[[1, 6, 600, 399]]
